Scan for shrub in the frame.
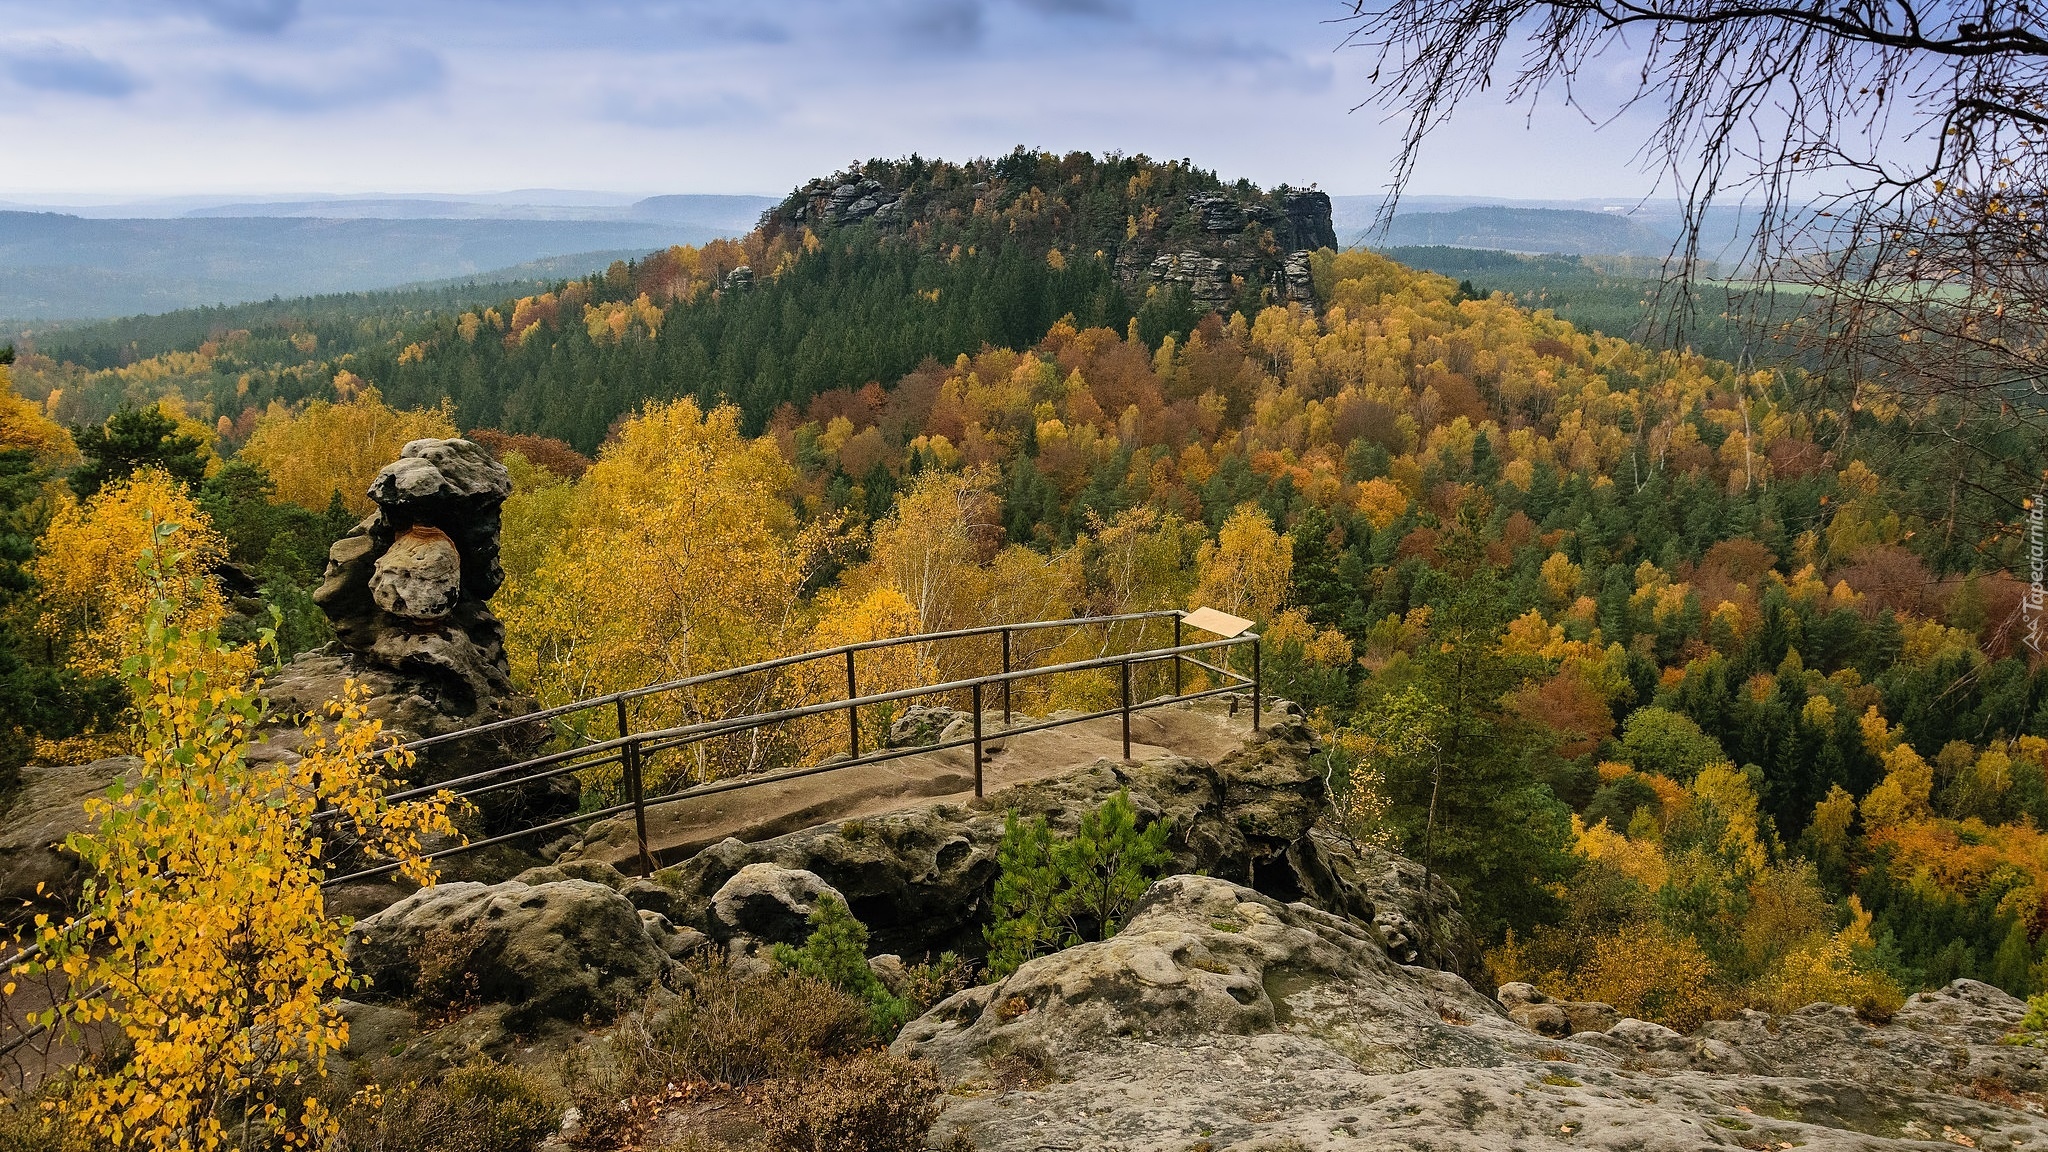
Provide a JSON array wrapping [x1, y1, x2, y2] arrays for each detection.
[[985, 789, 1172, 977], [759, 1050, 943, 1152], [0, 1094, 85, 1152], [333, 1060, 562, 1152], [412, 923, 492, 1012], [630, 956, 870, 1087], [773, 895, 909, 1036], [897, 952, 978, 1020]]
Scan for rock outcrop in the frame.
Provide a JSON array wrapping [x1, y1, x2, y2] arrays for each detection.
[[770, 162, 1336, 313], [899, 874, 2048, 1151], [707, 864, 845, 949], [0, 757, 132, 920], [314, 438, 515, 710], [280, 437, 564, 842], [630, 706, 1377, 961], [346, 877, 685, 1026]]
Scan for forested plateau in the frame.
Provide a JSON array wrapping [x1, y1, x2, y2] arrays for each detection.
[[4, 147, 2047, 1043]]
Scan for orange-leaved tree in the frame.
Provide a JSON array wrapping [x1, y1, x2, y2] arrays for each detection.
[[11, 522, 456, 1151]]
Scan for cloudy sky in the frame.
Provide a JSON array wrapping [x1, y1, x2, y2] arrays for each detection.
[[0, 0, 1661, 201]]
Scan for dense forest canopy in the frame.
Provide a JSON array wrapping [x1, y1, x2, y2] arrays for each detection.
[[4, 151, 2046, 1030]]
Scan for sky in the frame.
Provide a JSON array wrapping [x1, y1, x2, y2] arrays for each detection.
[[0, 0, 1665, 202]]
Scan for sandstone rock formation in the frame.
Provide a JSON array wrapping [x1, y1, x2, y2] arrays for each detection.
[[1498, 980, 1622, 1037], [899, 874, 2048, 1151], [315, 438, 514, 709], [284, 436, 566, 845], [707, 863, 844, 949], [0, 756, 132, 919], [627, 708, 1393, 961], [773, 169, 1336, 313], [346, 877, 684, 1026]]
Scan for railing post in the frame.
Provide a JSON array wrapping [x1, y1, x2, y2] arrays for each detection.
[[626, 740, 653, 875], [1120, 658, 1132, 760], [617, 697, 653, 875], [1250, 636, 1262, 732], [1172, 613, 1183, 697], [1000, 627, 1012, 726], [971, 681, 984, 799], [845, 649, 859, 760]]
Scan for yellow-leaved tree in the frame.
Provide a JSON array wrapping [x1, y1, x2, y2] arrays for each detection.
[[0, 361, 76, 465], [30, 467, 228, 678], [14, 524, 456, 1151], [497, 399, 837, 783], [239, 386, 457, 515], [1190, 504, 1291, 623]]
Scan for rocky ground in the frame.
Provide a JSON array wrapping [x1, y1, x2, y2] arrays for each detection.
[[14, 646, 2043, 1150], [318, 695, 2048, 1151], [900, 873, 2048, 1151]]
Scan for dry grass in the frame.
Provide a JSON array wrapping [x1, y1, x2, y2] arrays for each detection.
[[757, 1050, 943, 1152], [332, 1059, 563, 1152]]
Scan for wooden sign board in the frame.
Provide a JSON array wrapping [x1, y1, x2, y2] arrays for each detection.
[[1183, 606, 1254, 638]]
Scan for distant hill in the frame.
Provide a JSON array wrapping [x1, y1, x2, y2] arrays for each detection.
[[0, 211, 766, 323], [179, 193, 777, 231], [1379, 206, 1676, 257]]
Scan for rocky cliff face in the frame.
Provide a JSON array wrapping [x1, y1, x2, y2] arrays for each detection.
[[769, 156, 1337, 313], [626, 703, 1421, 962], [321, 695, 2048, 1151]]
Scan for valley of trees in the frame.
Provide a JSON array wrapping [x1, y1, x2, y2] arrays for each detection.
[[5, 151, 2046, 1047]]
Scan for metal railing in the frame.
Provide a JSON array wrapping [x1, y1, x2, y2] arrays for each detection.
[[329, 608, 1263, 882], [0, 610, 1262, 1074]]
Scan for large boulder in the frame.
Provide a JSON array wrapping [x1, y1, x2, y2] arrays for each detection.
[[345, 879, 676, 1025], [1497, 981, 1621, 1037], [708, 864, 844, 947], [898, 875, 2048, 1152], [369, 527, 463, 624]]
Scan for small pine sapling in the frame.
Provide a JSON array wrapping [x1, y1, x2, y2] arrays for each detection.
[[773, 894, 910, 1037]]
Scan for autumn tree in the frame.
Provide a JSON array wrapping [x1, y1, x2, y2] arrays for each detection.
[[31, 467, 229, 678], [1367, 559, 1575, 936], [1340, 0, 2048, 512], [239, 385, 457, 515], [0, 363, 96, 777], [16, 528, 454, 1151], [496, 399, 837, 782], [1190, 505, 1291, 623]]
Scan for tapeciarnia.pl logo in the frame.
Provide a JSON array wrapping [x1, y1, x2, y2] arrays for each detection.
[[2027, 494, 2046, 657]]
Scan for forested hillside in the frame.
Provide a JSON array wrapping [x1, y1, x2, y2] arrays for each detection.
[[9, 151, 1328, 449], [4, 152, 2045, 1028]]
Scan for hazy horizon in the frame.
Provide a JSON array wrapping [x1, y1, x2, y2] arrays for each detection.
[[0, 1, 1671, 205]]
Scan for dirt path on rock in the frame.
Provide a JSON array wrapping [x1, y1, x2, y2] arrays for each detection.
[[570, 701, 1255, 870]]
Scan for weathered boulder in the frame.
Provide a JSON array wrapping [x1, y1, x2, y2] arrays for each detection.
[[346, 879, 674, 1025], [886, 705, 970, 749], [708, 864, 844, 947], [369, 526, 463, 624], [898, 875, 2048, 1152], [1498, 981, 1621, 1036]]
